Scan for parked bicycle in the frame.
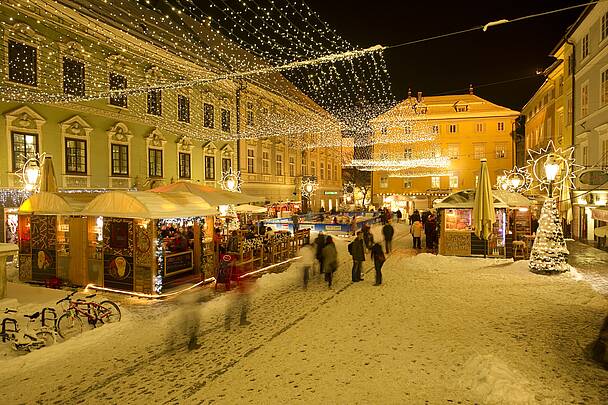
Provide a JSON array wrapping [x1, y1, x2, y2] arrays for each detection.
[[56, 292, 121, 339], [0, 308, 55, 352]]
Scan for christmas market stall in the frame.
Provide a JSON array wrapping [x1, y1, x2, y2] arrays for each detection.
[[17, 191, 100, 286], [80, 191, 216, 294], [434, 189, 532, 258]]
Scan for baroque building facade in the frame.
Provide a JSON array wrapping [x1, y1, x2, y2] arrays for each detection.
[[0, 0, 342, 241]]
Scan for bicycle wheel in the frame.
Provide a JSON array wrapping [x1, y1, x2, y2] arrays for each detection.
[[98, 301, 121, 323], [35, 331, 55, 347], [57, 313, 84, 339]]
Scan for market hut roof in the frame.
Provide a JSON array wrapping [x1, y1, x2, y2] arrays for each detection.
[[434, 189, 532, 209], [81, 191, 217, 219], [148, 181, 263, 206], [18, 192, 99, 215]]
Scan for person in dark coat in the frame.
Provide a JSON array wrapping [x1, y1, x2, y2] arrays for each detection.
[[314, 232, 326, 274], [371, 242, 386, 285], [322, 236, 338, 288], [382, 221, 395, 254], [348, 231, 366, 282], [424, 214, 437, 249], [410, 209, 421, 224], [291, 214, 300, 234], [362, 224, 374, 250]]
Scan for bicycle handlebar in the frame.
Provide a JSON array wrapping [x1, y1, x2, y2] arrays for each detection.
[[56, 291, 77, 305]]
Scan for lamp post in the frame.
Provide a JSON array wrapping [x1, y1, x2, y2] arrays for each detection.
[[543, 155, 560, 198], [23, 159, 41, 192]]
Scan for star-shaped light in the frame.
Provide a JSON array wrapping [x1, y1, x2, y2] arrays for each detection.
[[219, 168, 242, 192], [497, 166, 533, 193], [526, 140, 581, 193], [300, 178, 318, 198]]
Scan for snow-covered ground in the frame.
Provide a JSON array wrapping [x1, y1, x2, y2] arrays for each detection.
[[0, 223, 606, 404]]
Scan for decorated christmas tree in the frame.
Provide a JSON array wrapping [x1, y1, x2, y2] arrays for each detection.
[[529, 198, 570, 274]]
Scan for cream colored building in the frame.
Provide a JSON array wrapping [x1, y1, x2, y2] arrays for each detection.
[[370, 91, 520, 211]]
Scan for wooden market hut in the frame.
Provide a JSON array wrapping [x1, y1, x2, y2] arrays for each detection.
[[18, 191, 100, 285], [434, 189, 532, 258], [79, 191, 217, 294]]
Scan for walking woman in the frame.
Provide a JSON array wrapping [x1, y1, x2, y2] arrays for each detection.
[[322, 236, 338, 288]]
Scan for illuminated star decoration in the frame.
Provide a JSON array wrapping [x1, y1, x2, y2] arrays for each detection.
[[526, 140, 581, 194], [498, 166, 533, 193], [343, 182, 355, 200], [300, 178, 318, 198], [219, 168, 242, 193], [18, 152, 46, 193]]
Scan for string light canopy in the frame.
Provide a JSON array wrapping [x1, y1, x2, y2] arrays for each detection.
[[219, 168, 242, 193], [526, 140, 581, 194]]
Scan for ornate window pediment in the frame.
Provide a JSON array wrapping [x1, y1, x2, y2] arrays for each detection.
[[220, 143, 234, 157], [145, 66, 163, 82], [60, 115, 92, 138], [6, 22, 44, 43], [203, 141, 218, 155], [57, 41, 90, 60], [106, 54, 130, 74], [4, 106, 46, 131], [146, 129, 166, 147], [177, 135, 194, 152], [107, 122, 133, 143]]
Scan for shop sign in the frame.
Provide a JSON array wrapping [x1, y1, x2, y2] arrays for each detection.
[[164, 251, 193, 276], [324, 225, 342, 231], [324, 191, 338, 195]]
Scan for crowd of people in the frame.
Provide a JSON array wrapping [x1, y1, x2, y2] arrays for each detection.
[[408, 209, 438, 251]]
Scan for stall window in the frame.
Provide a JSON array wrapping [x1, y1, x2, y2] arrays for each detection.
[[178, 152, 191, 179], [8, 40, 37, 86], [147, 89, 162, 116], [111, 144, 128, 176], [65, 138, 87, 174], [404, 180, 412, 189], [276, 154, 283, 176], [63, 57, 85, 97], [109, 72, 127, 107], [404, 148, 413, 159], [221, 108, 231, 132], [222, 157, 232, 174], [247, 148, 255, 173], [11, 132, 38, 171], [205, 155, 215, 180], [148, 148, 163, 177], [445, 209, 472, 230], [203, 103, 214, 128], [177, 95, 190, 123]]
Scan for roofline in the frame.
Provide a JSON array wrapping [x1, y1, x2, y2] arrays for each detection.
[[550, 3, 596, 55]]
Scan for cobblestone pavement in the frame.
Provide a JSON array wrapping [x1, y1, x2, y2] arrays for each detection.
[[567, 241, 608, 295]]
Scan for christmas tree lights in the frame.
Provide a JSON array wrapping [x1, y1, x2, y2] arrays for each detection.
[[528, 198, 570, 274]]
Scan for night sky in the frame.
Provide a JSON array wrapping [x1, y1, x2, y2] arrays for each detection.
[[304, 0, 587, 110]]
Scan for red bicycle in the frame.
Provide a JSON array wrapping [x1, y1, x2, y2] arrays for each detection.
[[56, 292, 121, 339]]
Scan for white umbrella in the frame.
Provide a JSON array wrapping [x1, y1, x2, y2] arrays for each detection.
[[559, 181, 572, 225], [234, 204, 266, 214], [473, 159, 496, 257], [39, 155, 57, 193]]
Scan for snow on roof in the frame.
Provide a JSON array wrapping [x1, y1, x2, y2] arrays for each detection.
[[434, 189, 532, 209], [148, 181, 263, 206], [18, 192, 99, 215]]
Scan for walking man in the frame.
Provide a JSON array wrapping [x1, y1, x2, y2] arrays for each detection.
[[291, 213, 300, 234], [314, 231, 326, 274], [371, 242, 386, 286], [382, 221, 395, 254], [348, 231, 365, 282]]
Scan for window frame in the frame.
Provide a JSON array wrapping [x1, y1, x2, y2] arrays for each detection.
[[221, 108, 231, 132], [11, 131, 39, 172], [276, 153, 284, 176], [148, 148, 163, 178], [431, 176, 440, 189], [448, 124, 457, 133], [262, 150, 270, 175], [497, 122, 505, 131], [289, 155, 296, 177], [495, 143, 506, 159], [203, 103, 215, 129], [581, 81, 590, 117], [247, 148, 255, 174], [147, 89, 163, 116], [111, 143, 129, 177], [582, 34, 589, 60], [109, 72, 128, 108], [62, 56, 85, 97], [204, 155, 216, 180], [7, 40, 38, 87], [222, 157, 232, 175], [64, 137, 87, 175], [177, 94, 190, 123]]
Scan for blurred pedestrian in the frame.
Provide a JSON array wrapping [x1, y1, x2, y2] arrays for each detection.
[[322, 236, 338, 288], [371, 242, 386, 286], [298, 242, 315, 289], [411, 220, 423, 249], [291, 213, 300, 234], [348, 231, 365, 282], [314, 231, 326, 274], [382, 221, 395, 254], [424, 213, 437, 250]]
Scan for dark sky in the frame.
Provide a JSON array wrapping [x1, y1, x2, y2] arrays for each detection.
[[304, 0, 587, 110]]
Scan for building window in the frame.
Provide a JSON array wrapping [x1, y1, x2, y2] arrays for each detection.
[[447, 144, 459, 159], [246, 102, 254, 127], [327, 163, 332, 180], [582, 144, 588, 166], [310, 160, 316, 177], [333, 164, 337, 180], [602, 69, 608, 107], [222, 157, 232, 174], [602, 138, 608, 167], [558, 77, 564, 96], [65, 138, 87, 174], [581, 83, 589, 117], [497, 122, 505, 131], [404, 180, 412, 189], [380, 176, 388, 188], [262, 150, 270, 174], [449, 176, 459, 188], [178, 152, 191, 179], [432, 124, 440, 134], [603, 12, 608, 41], [455, 105, 468, 112], [567, 98, 573, 124], [148, 148, 163, 178], [147, 89, 162, 116], [276, 154, 283, 176], [178, 95, 190, 123], [475, 123, 485, 133], [289, 156, 296, 177], [109, 72, 127, 107], [203, 103, 214, 128], [8, 40, 37, 86], [301, 154, 307, 176], [473, 143, 486, 160], [205, 156, 215, 180], [63, 57, 85, 97], [582, 34, 589, 59], [247, 148, 255, 173], [221, 108, 231, 132], [495, 143, 506, 159], [11, 132, 38, 171], [404, 148, 413, 159], [431, 176, 440, 189], [567, 54, 573, 76], [448, 124, 457, 133], [320, 162, 325, 180], [111, 144, 128, 176]]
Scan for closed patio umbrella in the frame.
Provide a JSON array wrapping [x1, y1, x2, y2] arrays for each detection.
[[39, 155, 57, 193], [472, 158, 496, 257], [559, 178, 572, 225]]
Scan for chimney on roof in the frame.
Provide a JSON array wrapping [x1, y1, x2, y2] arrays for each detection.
[[469, 84, 474, 95], [417, 91, 422, 102]]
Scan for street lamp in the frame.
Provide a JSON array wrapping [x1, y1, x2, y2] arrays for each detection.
[[544, 155, 560, 198], [23, 160, 41, 192], [509, 176, 522, 190]]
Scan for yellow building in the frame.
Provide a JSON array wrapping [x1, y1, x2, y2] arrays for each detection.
[[370, 90, 520, 211]]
